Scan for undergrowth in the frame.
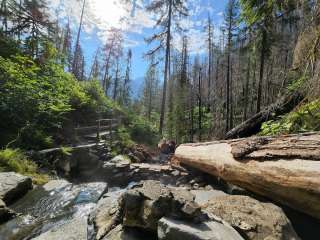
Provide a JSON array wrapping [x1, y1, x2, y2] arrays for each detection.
[[260, 99, 320, 135], [0, 149, 49, 185]]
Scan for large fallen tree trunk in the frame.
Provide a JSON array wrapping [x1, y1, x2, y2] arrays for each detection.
[[174, 132, 320, 219], [225, 93, 303, 139]]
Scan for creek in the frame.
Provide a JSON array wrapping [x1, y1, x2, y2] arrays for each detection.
[[0, 180, 109, 240]]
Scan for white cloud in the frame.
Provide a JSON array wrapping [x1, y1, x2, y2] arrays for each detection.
[[217, 11, 224, 16], [46, 0, 223, 52], [46, 0, 155, 45]]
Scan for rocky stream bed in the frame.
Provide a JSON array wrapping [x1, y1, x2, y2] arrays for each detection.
[[0, 143, 319, 240]]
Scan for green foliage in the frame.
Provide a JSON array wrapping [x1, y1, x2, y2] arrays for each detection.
[[79, 80, 123, 117], [193, 107, 213, 139], [60, 146, 73, 156], [124, 112, 160, 147], [240, 0, 295, 26], [287, 75, 307, 92], [116, 127, 134, 148], [0, 55, 87, 149], [0, 54, 127, 150], [260, 99, 320, 135], [12, 125, 54, 150], [0, 32, 21, 58], [0, 148, 49, 185]]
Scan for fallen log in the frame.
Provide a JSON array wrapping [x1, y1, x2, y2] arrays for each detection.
[[174, 132, 320, 219], [225, 93, 303, 139]]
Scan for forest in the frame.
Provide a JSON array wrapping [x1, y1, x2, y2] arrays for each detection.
[[0, 0, 319, 240], [0, 0, 319, 149]]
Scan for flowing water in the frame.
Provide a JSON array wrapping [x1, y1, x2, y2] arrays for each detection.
[[0, 180, 108, 240]]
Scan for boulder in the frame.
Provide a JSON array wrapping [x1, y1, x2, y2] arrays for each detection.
[[158, 217, 244, 240], [102, 225, 156, 240], [102, 157, 189, 187], [190, 190, 227, 206], [204, 195, 300, 240], [120, 181, 203, 232], [42, 179, 71, 192], [0, 199, 15, 224], [103, 155, 131, 170], [90, 190, 124, 240], [32, 217, 87, 240], [0, 172, 32, 205]]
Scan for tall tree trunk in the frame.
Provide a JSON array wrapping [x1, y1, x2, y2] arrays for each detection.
[[148, 85, 152, 121], [243, 47, 251, 121], [230, 60, 234, 129], [103, 58, 111, 94], [190, 104, 194, 142], [251, 54, 257, 114], [18, 0, 22, 40], [1, 0, 8, 33], [256, 29, 267, 113], [226, 10, 233, 132], [207, 17, 213, 107], [226, 48, 231, 132], [72, 0, 86, 75], [113, 59, 120, 101], [198, 68, 202, 141], [159, 0, 172, 135]]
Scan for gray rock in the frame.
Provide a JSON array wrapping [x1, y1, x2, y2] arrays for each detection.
[[158, 217, 244, 240], [42, 180, 70, 192], [204, 195, 300, 240], [90, 190, 124, 240], [32, 217, 87, 240], [0, 199, 15, 223], [0, 172, 32, 205], [103, 156, 131, 172], [102, 225, 155, 240], [191, 190, 227, 206], [171, 170, 180, 177], [121, 181, 202, 232]]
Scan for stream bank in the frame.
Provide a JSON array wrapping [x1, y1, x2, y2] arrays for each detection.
[[0, 142, 319, 240]]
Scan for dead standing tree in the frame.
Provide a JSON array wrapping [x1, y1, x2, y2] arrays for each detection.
[[145, 0, 188, 135]]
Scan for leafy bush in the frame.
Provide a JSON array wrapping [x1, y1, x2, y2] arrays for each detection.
[[0, 55, 125, 149], [116, 127, 134, 147], [0, 31, 21, 58], [0, 55, 87, 148], [0, 149, 49, 185], [74, 80, 123, 124], [260, 99, 320, 135], [124, 112, 160, 146]]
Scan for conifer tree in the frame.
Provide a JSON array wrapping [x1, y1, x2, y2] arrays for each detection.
[[146, 0, 188, 134]]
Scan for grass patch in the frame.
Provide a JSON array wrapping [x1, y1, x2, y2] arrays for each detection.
[[0, 148, 49, 185]]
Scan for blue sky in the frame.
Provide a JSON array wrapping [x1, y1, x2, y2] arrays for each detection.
[[48, 0, 229, 93]]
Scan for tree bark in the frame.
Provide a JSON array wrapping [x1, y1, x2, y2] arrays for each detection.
[[198, 68, 202, 142], [243, 35, 251, 121], [225, 92, 303, 139], [256, 29, 267, 113], [72, 0, 86, 75], [174, 132, 320, 219], [159, 0, 172, 135]]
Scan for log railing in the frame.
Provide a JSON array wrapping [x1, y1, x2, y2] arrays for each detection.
[[74, 117, 122, 144]]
